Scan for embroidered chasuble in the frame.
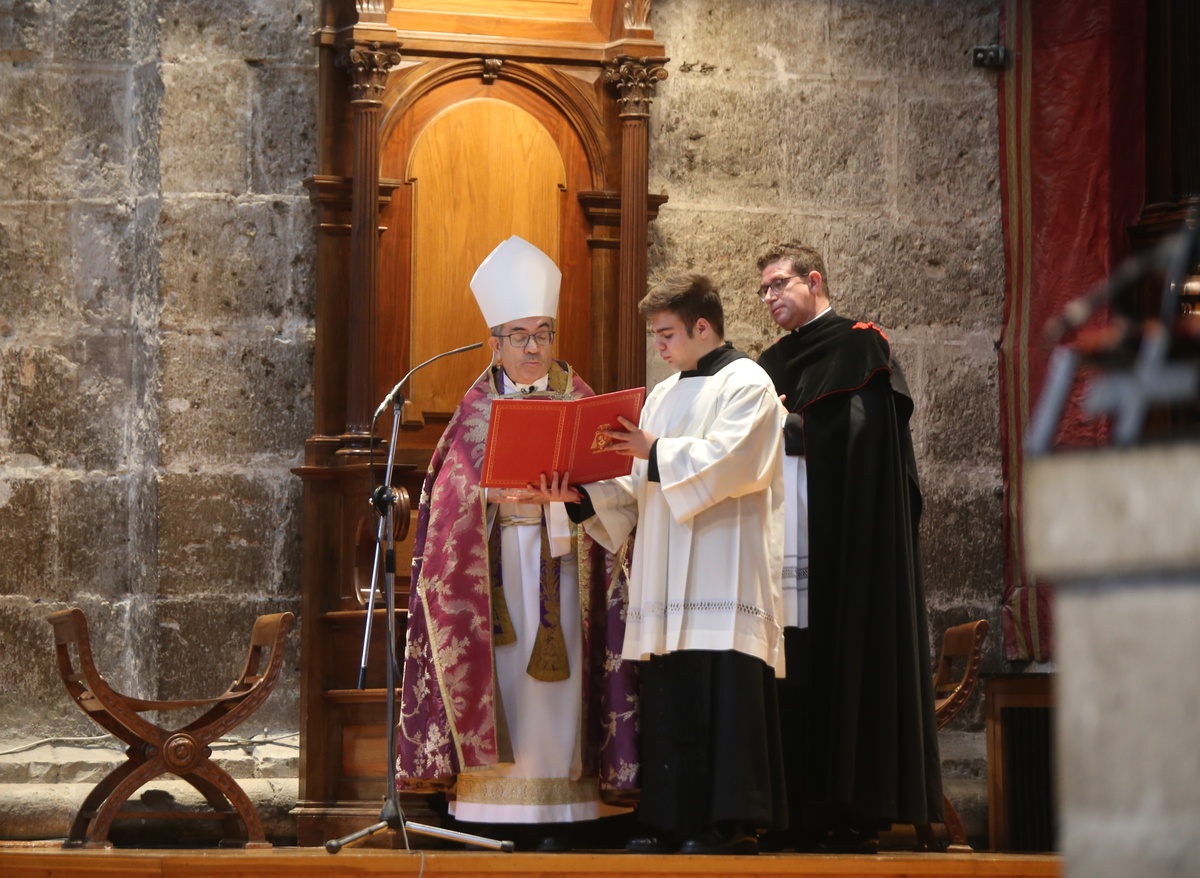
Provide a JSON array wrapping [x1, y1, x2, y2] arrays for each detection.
[[397, 361, 639, 818]]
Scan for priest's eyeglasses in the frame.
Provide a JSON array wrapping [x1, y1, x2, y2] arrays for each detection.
[[756, 273, 808, 301], [495, 329, 556, 348]]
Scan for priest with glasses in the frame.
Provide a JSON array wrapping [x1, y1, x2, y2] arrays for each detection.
[[396, 236, 636, 852]]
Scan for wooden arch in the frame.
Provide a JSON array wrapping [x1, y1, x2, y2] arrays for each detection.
[[379, 57, 611, 190]]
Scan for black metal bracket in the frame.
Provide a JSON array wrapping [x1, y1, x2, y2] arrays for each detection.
[[972, 44, 1009, 70]]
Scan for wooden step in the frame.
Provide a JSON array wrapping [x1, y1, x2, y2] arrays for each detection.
[[0, 843, 1061, 878]]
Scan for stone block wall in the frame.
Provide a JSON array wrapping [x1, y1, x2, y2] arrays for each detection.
[[0, 0, 1008, 847], [0, 0, 316, 756]]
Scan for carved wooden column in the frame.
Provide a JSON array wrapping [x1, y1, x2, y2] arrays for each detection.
[[338, 19, 401, 438], [604, 55, 668, 390]]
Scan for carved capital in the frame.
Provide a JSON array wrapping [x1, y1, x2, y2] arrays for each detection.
[[603, 55, 669, 118], [338, 40, 402, 102]]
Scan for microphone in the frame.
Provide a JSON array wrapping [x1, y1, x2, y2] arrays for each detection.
[[373, 341, 485, 419]]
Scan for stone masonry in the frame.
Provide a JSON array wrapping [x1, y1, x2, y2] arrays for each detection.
[[0, 0, 1006, 846]]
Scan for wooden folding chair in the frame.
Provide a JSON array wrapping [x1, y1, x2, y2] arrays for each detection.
[[48, 607, 294, 849], [915, 618, 990, 853]]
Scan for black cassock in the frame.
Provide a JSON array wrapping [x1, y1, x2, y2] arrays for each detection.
[[758, 312, 943, 830]]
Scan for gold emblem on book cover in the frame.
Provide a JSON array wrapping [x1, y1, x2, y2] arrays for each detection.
[[591, 425, 613, 452]]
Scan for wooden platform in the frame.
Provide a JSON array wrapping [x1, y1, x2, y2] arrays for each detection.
[[0, 843, 1060, 878]]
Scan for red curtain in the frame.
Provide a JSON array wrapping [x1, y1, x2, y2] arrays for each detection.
[[997, 0, 1145, 660]]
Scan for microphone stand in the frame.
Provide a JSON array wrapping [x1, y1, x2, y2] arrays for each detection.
[[325, 342, 513, 854]]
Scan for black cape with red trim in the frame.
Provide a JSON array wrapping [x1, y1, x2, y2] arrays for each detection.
[[758, 312, 943, 828]]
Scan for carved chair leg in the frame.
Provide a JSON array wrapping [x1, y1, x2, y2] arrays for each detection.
[[179, 767, 244, 842], [63, 757, 145, 848], [80, 755, 169, 848], [942, 793, 973, 853], [190, 760, 271, 848]]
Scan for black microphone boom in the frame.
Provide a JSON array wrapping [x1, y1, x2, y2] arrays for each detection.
[[1042, 224, 1193, 345], [373, 341, 484, 419]]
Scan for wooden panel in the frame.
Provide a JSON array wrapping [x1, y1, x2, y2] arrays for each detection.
[[407, 98, 566, 415], [396, 0, 595, 19], [389, 0, 622, 44], [342, 723, 389, 779]]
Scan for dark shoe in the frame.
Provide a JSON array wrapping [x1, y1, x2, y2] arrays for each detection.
[[679, 824, 759, 855], [757, 829, 796, 852], [625, 835, 679, 854], [762, 827, 840, 853], [534, 834, 573, 853], [819, 826, 879, 854]]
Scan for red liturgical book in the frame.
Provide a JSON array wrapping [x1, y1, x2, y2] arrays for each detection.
[[481, 387, 647, 488]]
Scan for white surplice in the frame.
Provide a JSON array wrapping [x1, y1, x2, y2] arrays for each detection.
[[581, 357, 786, 673]]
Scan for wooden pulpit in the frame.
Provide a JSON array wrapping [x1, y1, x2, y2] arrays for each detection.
[[294, 0, 667, 846]]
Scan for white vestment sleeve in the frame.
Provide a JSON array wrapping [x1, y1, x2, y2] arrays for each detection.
[[656, 380, 783, 525], [578, 475, 639, 553]]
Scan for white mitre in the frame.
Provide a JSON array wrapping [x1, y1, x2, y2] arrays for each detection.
[[469, 235, 562, 328]]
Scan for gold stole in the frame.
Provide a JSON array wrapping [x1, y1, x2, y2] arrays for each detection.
[[489, 516, 570, 682]]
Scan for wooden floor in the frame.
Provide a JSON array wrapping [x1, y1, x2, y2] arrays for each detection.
[[1, 842, 1060, 878]]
